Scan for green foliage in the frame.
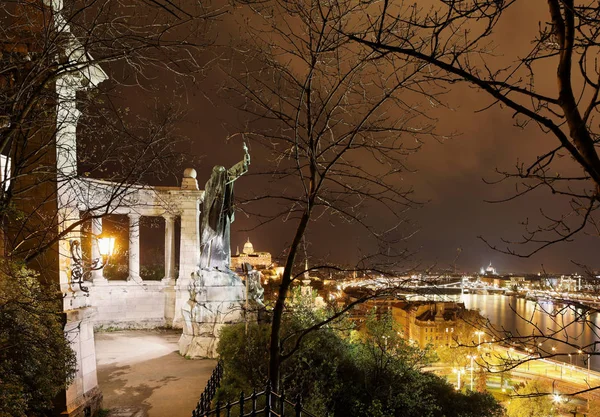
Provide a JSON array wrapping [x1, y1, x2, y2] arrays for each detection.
[[102, 261, 128, 281], [0, 262, 76, 417], [435, 309, 485, 369], [505, 380, 556, 417], [217, 311, 503, 417], [140, 264, 164, 281], [436, 344, 472, 368], [486, 351, 513, 391], [103, 247, 169, 281], [216, 322, 270, 399]]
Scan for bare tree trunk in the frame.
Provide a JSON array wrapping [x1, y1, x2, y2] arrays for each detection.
[[268, 205, 312, 389], [225, 0, 425, 391]]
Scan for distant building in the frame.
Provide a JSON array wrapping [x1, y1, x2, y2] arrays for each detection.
[[394, 302, 466, 348], [348, 295, 467, 349], [480, 262, 497, 276], [230, 238, 272, 270], [479, 275, 510, 288]]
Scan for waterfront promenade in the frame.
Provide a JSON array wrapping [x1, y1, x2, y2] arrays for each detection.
[[437, 345, 600, 416]]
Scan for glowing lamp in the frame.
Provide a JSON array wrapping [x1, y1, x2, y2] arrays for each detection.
[[98, 236, 116, 258]]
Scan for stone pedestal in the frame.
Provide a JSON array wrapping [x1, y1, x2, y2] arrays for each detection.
[[178, 268, 245, 358]]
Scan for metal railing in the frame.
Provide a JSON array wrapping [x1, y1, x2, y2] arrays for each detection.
[[193, 361, 223, 416], [192, 364, 318, 417]]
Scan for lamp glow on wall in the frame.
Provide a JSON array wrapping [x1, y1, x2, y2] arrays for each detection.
[[70, 234, 115, 293]]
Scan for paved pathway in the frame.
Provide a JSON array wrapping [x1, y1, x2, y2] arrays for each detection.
[[96, 329, 216, 417]]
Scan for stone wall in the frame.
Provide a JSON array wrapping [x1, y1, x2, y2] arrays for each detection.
[[89, 281, 185, 330]]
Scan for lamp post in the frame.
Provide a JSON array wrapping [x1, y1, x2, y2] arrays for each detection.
[[588, 354, 591, 382], [474, 331, 484, 349], [453, 368, 464, 391], [70, 235, 115, 293], [467, 355, 475, 391]]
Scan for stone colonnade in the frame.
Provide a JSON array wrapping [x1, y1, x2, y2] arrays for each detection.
[[90, 213, 178, 285], [81, 171, 203, 329]]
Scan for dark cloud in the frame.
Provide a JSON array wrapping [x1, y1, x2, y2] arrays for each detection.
[[118, 2, 599, 274]]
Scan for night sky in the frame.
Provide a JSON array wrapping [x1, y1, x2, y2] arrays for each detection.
[[106, 2, 600, 275]]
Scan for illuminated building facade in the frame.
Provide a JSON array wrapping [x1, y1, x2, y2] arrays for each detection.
[[230, 238, 272, 270]]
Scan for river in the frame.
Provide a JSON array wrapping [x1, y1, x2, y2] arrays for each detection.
[[459, 293, 600, 372], [401, 292, 600, 371]]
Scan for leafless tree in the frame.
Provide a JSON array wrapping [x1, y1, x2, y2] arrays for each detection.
[[345, 0, 600, 397], [0, 0, 217, 272], [350, 0, 600, 257], [223, 0, 444, 388]]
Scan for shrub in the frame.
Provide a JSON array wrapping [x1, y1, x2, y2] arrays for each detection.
[[217, 311, 503, 417], [0, 262, 76, 416]]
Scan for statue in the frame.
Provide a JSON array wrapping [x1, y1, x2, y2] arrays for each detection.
[[242, 262, 265, 308], [199, 144, 250, 270], [180, 145, 251, 358]]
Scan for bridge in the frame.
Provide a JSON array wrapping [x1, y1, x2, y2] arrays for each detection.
[[340, 276, 507, 296]]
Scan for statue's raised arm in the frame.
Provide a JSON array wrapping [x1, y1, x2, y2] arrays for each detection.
[[227, 143, 250, 184]]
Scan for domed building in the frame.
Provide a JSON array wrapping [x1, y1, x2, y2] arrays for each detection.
[[479, 262, 498, 276], [243, 239, 255, 255], [230, 238, 272, 270]]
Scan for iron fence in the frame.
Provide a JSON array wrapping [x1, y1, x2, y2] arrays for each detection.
[[192, 364, 317, 417], [193, 361, 223, 416]]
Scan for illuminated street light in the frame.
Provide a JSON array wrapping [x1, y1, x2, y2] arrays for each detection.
[[467, 355, 475, 391], [587, 353, 591, 382], [97, 236, 116, 258], [70, 234, 115, 293], [453, 368, 465, 391], [474, 331, 484, 349]]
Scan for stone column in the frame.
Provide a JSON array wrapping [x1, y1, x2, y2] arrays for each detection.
[[163, 214, 177, 324], [174, 197, 201, 327], [90, 217, 107, 284], [163, 214, 176, 284], [128, 213, 141, 282], [177, 201, 201, 284]]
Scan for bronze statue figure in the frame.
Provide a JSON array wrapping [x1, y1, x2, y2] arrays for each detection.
[[199, 144, 250, 270]]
